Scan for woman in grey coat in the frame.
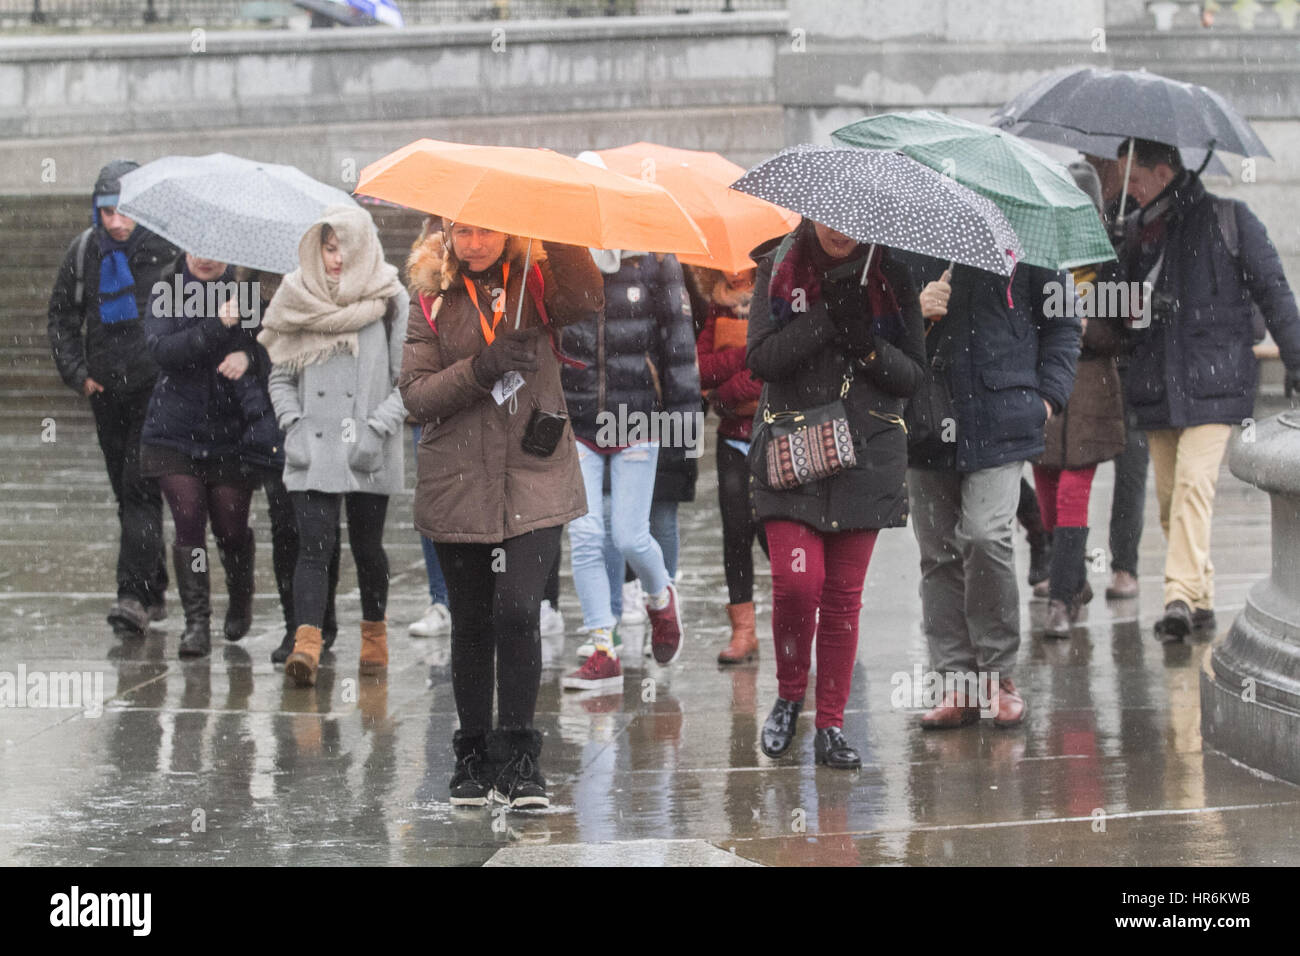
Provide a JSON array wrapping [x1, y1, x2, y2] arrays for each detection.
[[261, 204, 409, 686]]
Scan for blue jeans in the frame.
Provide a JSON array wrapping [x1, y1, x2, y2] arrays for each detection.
[[411, 425, 448, 606], [603, 498, 678, 619], [569, 442, 669, 632]]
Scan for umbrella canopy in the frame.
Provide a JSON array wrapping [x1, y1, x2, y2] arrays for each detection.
[[595, 142, 801, 273], [353, 139, 710, 257], [730, 145, 1022, 277], [831, 110, 1115, 270], [997, 120, 1231, 177], [990, 67, 1270, 158], [118, 153, 358, 275]]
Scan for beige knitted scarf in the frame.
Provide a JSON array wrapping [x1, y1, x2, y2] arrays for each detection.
[[258, 204, 402, 372]]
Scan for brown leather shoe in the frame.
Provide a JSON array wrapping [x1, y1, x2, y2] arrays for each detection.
[[920, 690, 980, 730], [285, 624, 322, 687], [1043, 599, 1072, 638], [359, 618, 388, 675], [717, 602, 758, 665], [988, 677, 1026, 728], [1105, 570, 1139, 599]]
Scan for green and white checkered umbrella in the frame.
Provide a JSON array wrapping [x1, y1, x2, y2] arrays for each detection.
[[832, 110, 1115, 271]]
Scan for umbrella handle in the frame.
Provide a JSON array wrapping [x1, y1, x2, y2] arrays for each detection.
[[859, 243, 876, 286], [515, 237, 534, 331], [1117, 138, 1135, 228], [1193, 140, 1217, 177]]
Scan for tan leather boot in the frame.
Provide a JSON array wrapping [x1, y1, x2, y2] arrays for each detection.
[[285, 624, 322, 688], [717, 602, 758, 665], [359, 618, 388, 675]]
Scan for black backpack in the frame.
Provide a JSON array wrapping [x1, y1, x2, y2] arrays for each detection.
[[1212, 197, 1268, 344]]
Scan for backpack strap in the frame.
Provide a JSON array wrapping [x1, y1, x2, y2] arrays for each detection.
[[73, 226, 93, 310], [1213, 196, 1240, 260]]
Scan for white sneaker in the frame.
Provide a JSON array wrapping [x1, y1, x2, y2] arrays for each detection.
[[409, 602, 450, 638], [621, 580, 648, 625], [539, 600, 565, 637]]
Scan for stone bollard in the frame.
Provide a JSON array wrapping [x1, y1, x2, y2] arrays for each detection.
[[1200, 410, 1300, 784]]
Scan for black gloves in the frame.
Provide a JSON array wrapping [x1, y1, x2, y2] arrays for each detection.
[[823, 278, 875, 358], [472, 329, 540, 388]]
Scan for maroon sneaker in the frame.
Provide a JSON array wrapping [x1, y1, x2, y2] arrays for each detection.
[[646, 583, 684, 664], [562, 648, 623, 691]]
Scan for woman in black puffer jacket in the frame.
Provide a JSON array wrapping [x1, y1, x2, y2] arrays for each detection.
[[140, 253, 278, 658], [558, 250, 701, 687]]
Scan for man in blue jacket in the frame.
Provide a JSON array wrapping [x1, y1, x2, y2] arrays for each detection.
[[1119, 138, 1300, 641], [907, 258, 1080, 728], [47, 160, 179, 638]]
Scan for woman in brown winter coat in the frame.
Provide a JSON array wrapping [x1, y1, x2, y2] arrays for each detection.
[[399, 218, 602, 809], [1032, 266, 1127, 637]]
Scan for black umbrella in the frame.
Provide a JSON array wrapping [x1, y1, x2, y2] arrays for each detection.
[[998, 119, 1231, 177], [991, 67, 1270, 159], [730, 145, 1022, 277]]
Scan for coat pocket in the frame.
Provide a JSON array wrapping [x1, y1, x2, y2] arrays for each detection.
[[348, 423, 386, 474], [283, 420, 310, 469], [1185, 332, 1253, 400], [980, 366, 1046, 441]]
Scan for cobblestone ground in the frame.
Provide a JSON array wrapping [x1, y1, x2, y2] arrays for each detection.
[[1, 396, 1297, 866]]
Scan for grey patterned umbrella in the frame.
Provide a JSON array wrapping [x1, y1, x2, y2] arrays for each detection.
[[117, 153, 358, 274], [731, 145, 1023, 276]]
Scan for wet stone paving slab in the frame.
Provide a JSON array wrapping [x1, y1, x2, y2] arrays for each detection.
[[1, 400, 1298, 867]]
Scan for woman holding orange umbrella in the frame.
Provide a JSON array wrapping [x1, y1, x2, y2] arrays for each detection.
[[400, 220, 602, 808]]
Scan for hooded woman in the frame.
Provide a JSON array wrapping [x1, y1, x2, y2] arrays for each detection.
[[260, 204, 409, 688], [747, 220, 926, 768], [400, 219, 602, 810]]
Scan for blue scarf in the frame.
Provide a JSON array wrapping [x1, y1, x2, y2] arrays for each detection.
[[93, 204, 139, 325]]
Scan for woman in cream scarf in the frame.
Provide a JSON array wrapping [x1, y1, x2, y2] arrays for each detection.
[[262, 204, 410, 687]]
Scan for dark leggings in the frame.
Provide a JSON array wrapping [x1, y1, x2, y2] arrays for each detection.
[[435, 525, 562, 736], [291, 491, 389, 628], [265, 475, 340, 633], [718, 440, 769, 604], [158, 475, 252, 551]]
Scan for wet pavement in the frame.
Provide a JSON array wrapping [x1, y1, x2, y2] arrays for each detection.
[[2, 396, 1298, 867]]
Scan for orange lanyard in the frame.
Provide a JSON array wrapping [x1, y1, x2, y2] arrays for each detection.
[[464, 263, 509, 344]]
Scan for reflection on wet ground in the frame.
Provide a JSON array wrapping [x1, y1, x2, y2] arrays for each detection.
[[2, 399, 1297, 866]]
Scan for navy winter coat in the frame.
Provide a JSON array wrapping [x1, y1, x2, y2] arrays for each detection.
[[899, 254, 1081, 473], [559, 253, 701, 446], [1121, 173, 1300, 430], [140, 258, 277, 464]]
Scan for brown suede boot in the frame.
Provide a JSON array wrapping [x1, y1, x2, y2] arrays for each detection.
[[717, 601, 758, 665], [359, 618, 388, 675], [285, 624, 322, 688]]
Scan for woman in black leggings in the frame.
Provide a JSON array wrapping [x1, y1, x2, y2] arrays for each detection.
[[261, 206, 409, 687], [400, 219, 602, 809], [693, 265, 769, 663], [141, 252, 279, 658]]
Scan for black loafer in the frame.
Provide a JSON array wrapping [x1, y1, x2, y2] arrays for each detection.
[[1154, 600, 1192, 643], [760, 698, 803, 758], [814, 726, 861, 770]]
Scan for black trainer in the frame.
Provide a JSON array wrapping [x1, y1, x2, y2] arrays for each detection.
[[492, 729, 549, 810], [760, 697, 803, 758], [449, 730, 492, 807], [1154, 600, 1192, 643]]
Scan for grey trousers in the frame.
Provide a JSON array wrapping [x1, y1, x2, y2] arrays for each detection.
[[908, 462, 1023, 679]]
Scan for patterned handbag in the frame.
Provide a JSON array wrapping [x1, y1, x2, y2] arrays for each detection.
[[758, 367, 856, 490]]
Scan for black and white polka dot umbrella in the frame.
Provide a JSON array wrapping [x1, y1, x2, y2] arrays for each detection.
[[731, 145, 1023, 276]]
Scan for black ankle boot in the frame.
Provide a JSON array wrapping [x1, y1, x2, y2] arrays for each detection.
[[271, 627, 296, 665], [760, 698, 803, 758], [172, 546, 211, 659], [814, 726, 861, 769], [321, 600, 338, 652], [449, 730, 492, 807], [492, 729, 548, 809], [218, 530, 255, 641]]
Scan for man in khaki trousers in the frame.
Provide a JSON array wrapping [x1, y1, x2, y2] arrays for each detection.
[[1119, 138, 1300, 640]]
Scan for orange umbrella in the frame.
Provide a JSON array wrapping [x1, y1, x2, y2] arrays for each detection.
[[595, 142, 801, 272], [354, 139, 710, 257]]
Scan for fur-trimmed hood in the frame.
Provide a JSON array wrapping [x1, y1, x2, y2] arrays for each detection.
[[406, 228, 548, 298]]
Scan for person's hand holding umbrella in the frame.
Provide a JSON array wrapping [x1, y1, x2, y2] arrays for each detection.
[[919, 268, 952, 320]]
